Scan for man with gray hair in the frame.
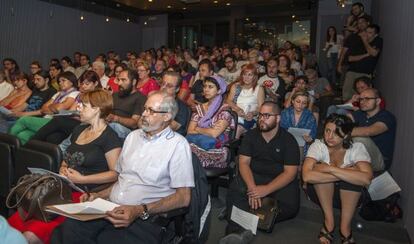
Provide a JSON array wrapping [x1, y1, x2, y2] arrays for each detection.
[[52, 91, 195, 244], [92, 61, 109, 89]]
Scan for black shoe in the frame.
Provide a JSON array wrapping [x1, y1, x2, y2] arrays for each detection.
[[219, 230, 254, 244]]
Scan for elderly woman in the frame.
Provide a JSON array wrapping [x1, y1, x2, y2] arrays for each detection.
[[186, 75, 235, 168], [9, 71, 79, 144], [226, 64, 265, 139], [302, 114, 373, 244], [281, 90, 317, 157], [8, 89, 122, 244]]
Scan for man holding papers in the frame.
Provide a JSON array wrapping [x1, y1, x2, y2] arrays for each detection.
[[222, 101, 300, 242], [52, 91, 194, 244]]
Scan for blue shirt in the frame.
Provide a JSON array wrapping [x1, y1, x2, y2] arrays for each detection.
[[352, 109, 396, 168], [280, 106, 317, 154]]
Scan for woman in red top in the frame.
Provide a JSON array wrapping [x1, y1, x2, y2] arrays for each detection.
[[136, 62, 160, 96]]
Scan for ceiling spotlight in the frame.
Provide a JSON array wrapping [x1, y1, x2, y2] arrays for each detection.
[[116, 3, 120, 7], [126, 18, 130, 22], [106, 17, 109, 22], [305, 31, 308, 34], [299, 24, 303, 27], [148, 0, 153, 2], [292, 14, 296, 18], [302, 28, 305, 31], [213, 0, 218, 3], [167, 5, 172, 8], [80, 15, 84, 21], [182, 7, 187, 10], [226, 2, 230, 6], [295, 20, 299, 23], [245, 18, 249, 21], [144, 21, 147, 25]]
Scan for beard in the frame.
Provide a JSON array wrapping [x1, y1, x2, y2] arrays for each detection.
[[258, 121, 277, 132], [118, 83, 133, 97]]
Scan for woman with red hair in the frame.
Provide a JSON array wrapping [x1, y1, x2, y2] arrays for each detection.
[[226, 64, 265, 138]]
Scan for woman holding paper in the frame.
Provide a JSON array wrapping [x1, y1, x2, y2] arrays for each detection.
[[8, 89, 122, 244], [280, 90, 317, 156], [302, 114, 373, 244]]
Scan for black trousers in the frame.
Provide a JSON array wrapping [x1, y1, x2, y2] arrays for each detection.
[[225, 175, 300, 234], [32, 117, 81, 144], [51, 217, 165, 244]]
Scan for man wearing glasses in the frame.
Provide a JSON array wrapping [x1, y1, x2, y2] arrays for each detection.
[[350, 88, 396, 170], [222, 101, 300, 242], [52, 91, 194, 244]]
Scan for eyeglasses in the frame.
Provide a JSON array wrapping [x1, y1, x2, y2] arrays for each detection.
[[358, 97, 378, 102], [137, 69, 147, 73], [143, 106, 168, 115], [258, 113, 278, 119]]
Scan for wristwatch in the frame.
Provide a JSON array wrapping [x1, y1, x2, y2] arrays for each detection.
[[140, 204, 150, 220]]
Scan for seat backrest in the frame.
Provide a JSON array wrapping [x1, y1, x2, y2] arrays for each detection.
[[0, 133, 20, 150], [227, 109, 238, 143], [14, 147, 55, 180], [0, 142, 13, 197], [25, 140, 62, 171]]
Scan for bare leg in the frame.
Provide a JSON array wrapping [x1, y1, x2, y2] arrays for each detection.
[[23, 231, 43, 244], [313, 183, 335, 244], [339, 190, 361, 237]]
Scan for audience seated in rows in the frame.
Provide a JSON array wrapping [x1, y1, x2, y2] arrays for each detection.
[[0, 71, 56, 133], [51, 91, 194, 244], [8, 90, 122, 244]]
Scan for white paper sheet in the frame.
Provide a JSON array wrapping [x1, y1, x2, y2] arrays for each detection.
[[230, 205, 259, 235], [368, 171, 401, 201], [28, 167, 85, 193], [336, 103, 354, 110], [287, 127, 311, 147], [53, 198, 119, 214]]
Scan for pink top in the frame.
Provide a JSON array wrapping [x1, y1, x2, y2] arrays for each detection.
[[137, 78, 160, 96]]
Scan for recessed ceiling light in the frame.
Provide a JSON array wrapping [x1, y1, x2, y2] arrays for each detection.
[[226, 2, 230, 6], [144, 21, 147, 25], [105, 17, 109, 22], [126, 18, 130, 22], [167, 5, 172, 8], [245, 18, 249, 21], [116, 3, 120, 7], [148, 0, 153, 2], [292, 14, 296, 18], [295, 20, 299, 23], [80, 15, 84, 21], [213, 0, 218, 3], [182, 7, 187, 10]]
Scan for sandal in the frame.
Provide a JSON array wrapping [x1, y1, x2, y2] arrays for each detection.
[[340, 231, 356, 244], [318, 224, 335, 244]]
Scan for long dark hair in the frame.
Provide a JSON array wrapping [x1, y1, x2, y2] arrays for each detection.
[[326, 26, 337, 43], [324, 114, 355, 149]]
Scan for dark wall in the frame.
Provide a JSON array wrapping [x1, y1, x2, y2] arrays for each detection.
[[371, 0, 414, 241], [0, 0, 141, 73]]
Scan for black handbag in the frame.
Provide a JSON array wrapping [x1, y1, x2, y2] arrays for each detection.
[[6, 173, 72, 222], [250, 197, 280, 233]]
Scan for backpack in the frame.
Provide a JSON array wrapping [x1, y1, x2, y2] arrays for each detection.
[[359, 192, 403, 222]]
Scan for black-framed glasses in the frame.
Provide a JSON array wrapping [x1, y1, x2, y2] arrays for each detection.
[[143, 106, 168, 115], [358, 97, 378, 102], [258, 113, 278, 119]]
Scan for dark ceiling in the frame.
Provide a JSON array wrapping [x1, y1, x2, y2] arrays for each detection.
[[112, 0, 313, 12]]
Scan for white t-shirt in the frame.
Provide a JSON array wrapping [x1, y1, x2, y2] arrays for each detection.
[[51, 90, 80, 103], [306, 139, 371, 168], [218, 68, 241, 85], [0, 82, 14, 101], [258, 75, 280, 94]]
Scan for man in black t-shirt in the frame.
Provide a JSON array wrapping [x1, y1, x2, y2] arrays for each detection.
[[107, 69, 146, 139], [342, 18, 383, 100], [222, 102, 300, 241]]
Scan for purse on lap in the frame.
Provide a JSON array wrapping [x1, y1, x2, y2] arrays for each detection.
[[6, 173, 72, 222], [250, 197, 280, 233]]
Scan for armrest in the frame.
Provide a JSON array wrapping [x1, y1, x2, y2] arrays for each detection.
[[158, 207, 189, 218], [151, 207, 189, 227]]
